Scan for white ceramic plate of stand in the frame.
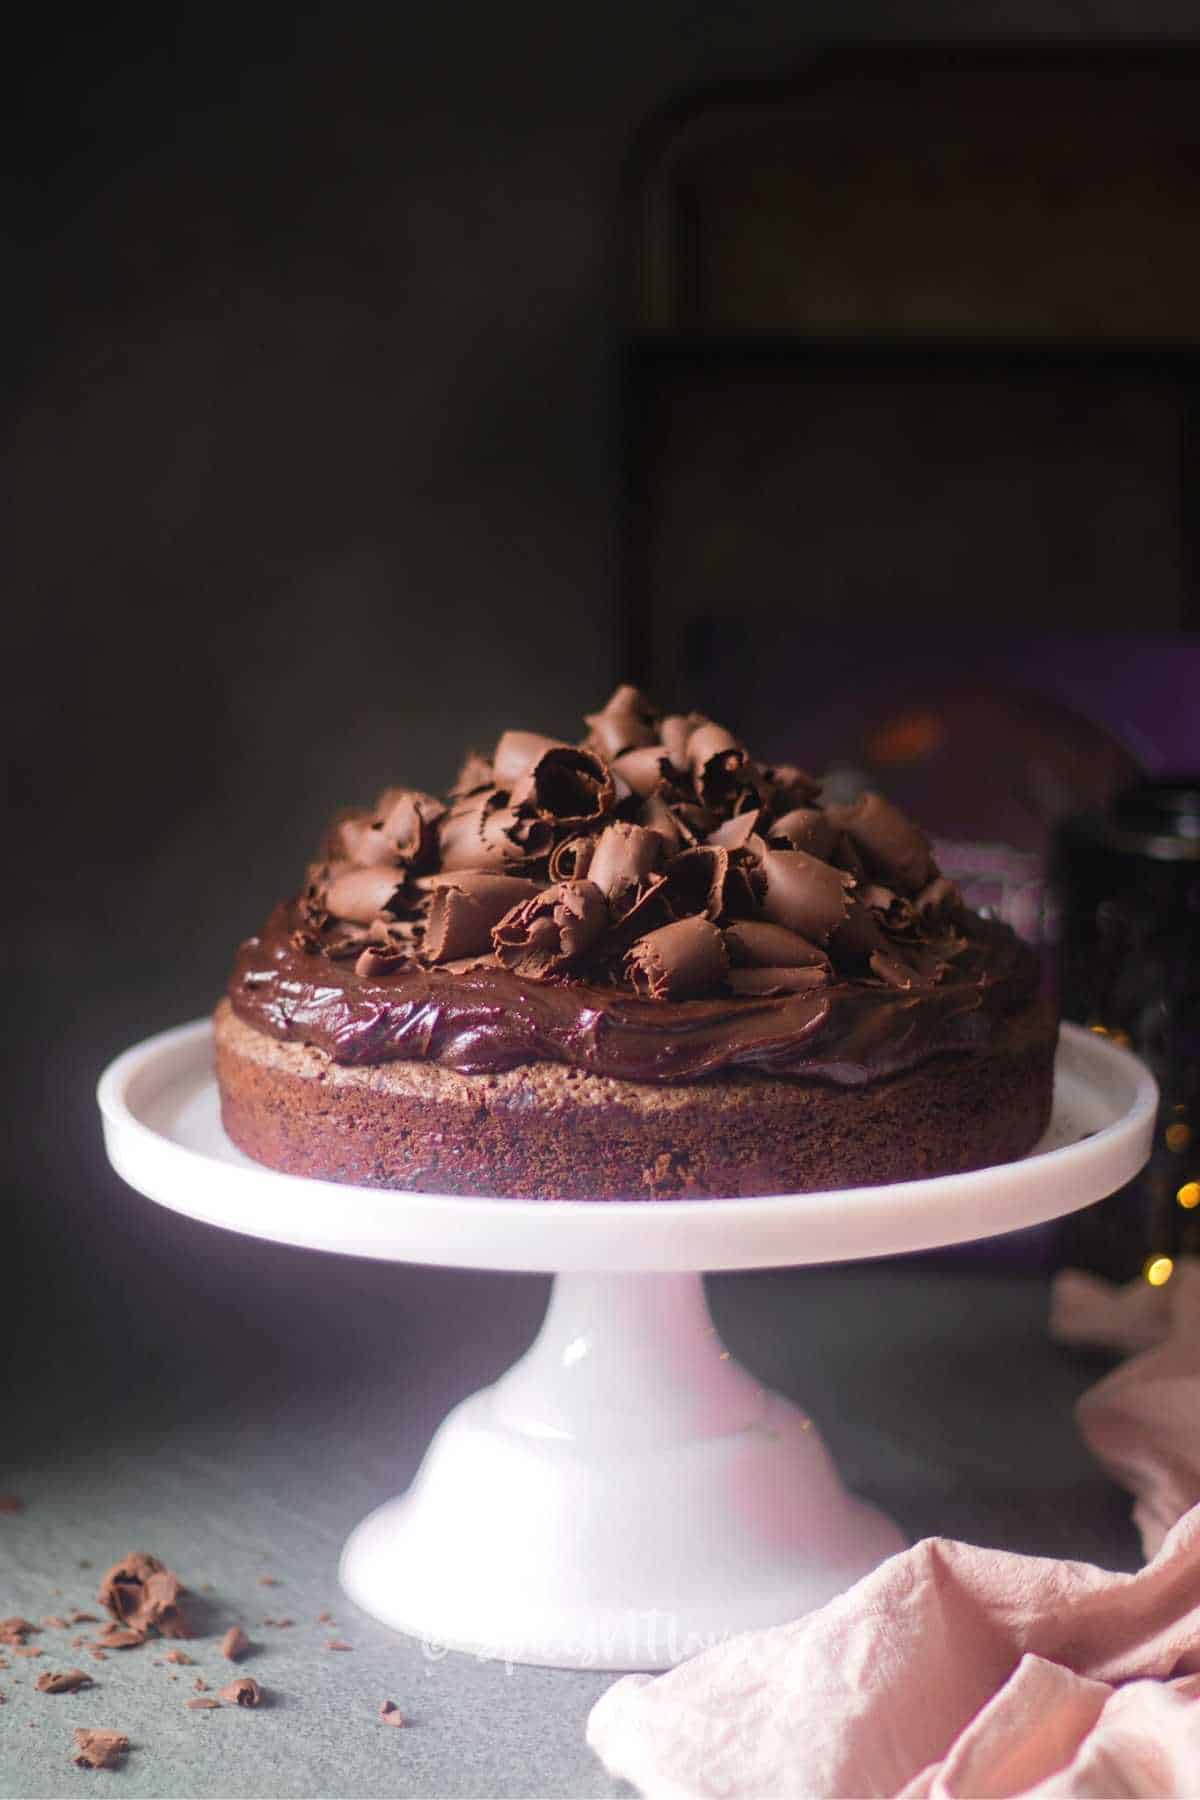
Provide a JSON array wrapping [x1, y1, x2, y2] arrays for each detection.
[[99, 1020, 1156, 1670]]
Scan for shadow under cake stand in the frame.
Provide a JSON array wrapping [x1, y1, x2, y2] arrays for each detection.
[[98, 1021, 1155, 1671]]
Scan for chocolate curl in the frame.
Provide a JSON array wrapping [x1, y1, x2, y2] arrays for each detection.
[[322, 925, 371, 960], [424, 873, 544, 963], [508, 745, 616, 826], [673, 801, 719, 841], [724, 920, 829, 969], [438, 791, 494, 869], [597, 871, 670, 950], [354, 943, 412, 978], [625, 916, 728, 1001], [548, 834, 595, 882], [916, 875, 964, 918], [830, 831, 867, 882], [339, 788, 443, 869], [768, 807, 836, 861], [492, 879, 607, 977], [726, 845, 766, 916], [587, 823, 663, 902], [449, 750, 494, 798], [707, 810, 760, 851], [479, 801, 555, 865], [492, 730, 560, 787], [584, 685, 659, 758], [829, 895, 889, 962], [613, 744, 677, 798], [828, 792, 935, 896], [728, 966, 830, 995], [758, 848, 854, 943], [765, 763, 822, 809], [687, 722, 748, 808], [862, 883, 916, 930], [640, 793, 687, 854], [660, 845, 731, 922], [323, 866, 406, 925], [440, 791, 552, 871], [659, 714, 701, 766]]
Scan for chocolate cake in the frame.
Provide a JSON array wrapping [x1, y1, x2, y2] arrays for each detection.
[[216, 686, 1056, 1199]]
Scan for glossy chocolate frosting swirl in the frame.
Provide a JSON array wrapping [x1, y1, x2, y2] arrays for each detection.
[[228, 685, 1041, 1084]]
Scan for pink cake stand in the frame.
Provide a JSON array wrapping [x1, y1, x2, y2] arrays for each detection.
[[98, 1021, 1155, 1671]]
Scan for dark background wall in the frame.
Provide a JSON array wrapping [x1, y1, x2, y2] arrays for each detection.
[[6, 3, 1197, 1433]]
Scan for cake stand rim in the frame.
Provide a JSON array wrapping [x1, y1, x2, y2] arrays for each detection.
[[96, 1018, 1158, 1272]]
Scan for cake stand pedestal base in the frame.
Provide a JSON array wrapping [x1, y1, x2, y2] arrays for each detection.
[[339, 1271, 904, 1670]]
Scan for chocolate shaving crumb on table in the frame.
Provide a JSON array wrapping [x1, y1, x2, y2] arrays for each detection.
[[14, 1646, 44, 1658], [218, 1676, 263, 1707], [325, 1639, 353, 1651], [72, 1728, 128, 1770], [164, 1649, 192, 1665], [0, 1617, 39, 1645], [379, 1700, 405, 1728], [256, 1575, 280, 1587], [98, 1551, 190, 1639], [93, 1624, 146, 1650], [36, 1668, 95, 1694], [186, 1697, 221, 1712], [220, 1625, 250, 1661]]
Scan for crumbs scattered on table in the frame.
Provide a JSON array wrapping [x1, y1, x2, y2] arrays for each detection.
[[316, 1610, 332, 1623], [15, 1646, 44, 1659], [186, 1697, 221, 1712], [69, 1612, 99, 1625], [36, 1668, 95, 1694], [219, 1676, 263, 1707], [259, 1616, 294, 1628], [164, 1649, 193, 1666], [379, 1700, 405, 1728], [193, 1677, 209, 1692], [0, 1618, 38, 1646], [221, 1626, 250, 1661], [256, 1575, 280, 1588], [72, 1728, 128, 1770], [88, 1648, 108, 1662], [324, 1639, 353, 1652], [78, 1560, 92, 1570], [42, 1616, 68, 1631]]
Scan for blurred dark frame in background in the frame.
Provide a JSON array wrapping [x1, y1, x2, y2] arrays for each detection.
[[618, 45, 1200, 718]]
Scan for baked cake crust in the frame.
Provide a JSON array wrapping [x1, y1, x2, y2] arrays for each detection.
[[215, 995, 1055, 1200]]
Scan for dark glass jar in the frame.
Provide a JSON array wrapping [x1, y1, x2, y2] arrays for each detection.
[[1054, 777, 1200, 1282]]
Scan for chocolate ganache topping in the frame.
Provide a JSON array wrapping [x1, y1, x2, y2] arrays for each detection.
[[229, 686, 1040, 1083]]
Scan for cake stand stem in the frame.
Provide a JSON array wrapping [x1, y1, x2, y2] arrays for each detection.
[[489, 1271, 766, 1445], [339, 1268, 906, 1670]]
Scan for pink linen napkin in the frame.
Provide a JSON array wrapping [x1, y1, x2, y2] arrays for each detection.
[[1067, 1257, 1200, 1561], [587, 1262, 1200, 1799]]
